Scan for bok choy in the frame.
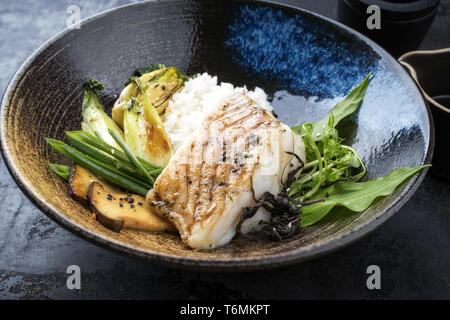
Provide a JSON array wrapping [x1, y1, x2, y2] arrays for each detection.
[[81, 79, 124, 149], [112, 66, 186, 128], [123, 93, 173, 167]]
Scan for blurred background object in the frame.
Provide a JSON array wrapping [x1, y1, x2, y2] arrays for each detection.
[[399, 48, 450, 179], [338, 0, 449, 180], [338, 0, 441, 57]]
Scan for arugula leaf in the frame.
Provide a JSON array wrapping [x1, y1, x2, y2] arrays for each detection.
[[136, 64, 167, 76], [292, 73, 371, 141], [300, 165, 430, 227], [289, 114, 366, 201]]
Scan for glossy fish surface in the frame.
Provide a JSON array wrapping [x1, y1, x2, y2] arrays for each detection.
[[147, 92, 305, 249]]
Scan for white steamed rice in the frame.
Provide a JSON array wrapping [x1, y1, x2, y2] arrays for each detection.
[[162, 73, 273, 151]]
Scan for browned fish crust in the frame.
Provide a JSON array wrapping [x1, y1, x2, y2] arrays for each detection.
[[147, 92, 282, 247]]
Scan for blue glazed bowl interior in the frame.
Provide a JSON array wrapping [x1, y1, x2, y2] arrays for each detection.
[[221, 4, 430, 179]]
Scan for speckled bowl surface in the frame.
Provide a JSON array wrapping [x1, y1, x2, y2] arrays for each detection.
[[0, 0, 433, 271]]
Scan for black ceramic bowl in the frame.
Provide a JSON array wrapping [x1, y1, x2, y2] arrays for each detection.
[[0, 0, 433, 271]]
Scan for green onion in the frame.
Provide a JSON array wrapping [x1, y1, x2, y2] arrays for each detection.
[[65, 131, 150, 182], [45, 138, 150, 196], [107, 129, 155, 184], [68, 131, 160, 172], [48, 163, 70, 181]]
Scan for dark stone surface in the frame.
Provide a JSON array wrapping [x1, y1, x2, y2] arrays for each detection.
[[0, 0, 449, 299]]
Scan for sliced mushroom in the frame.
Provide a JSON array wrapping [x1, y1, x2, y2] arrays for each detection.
[[69, 165, 118, 205], [88, 182, 176, 233]]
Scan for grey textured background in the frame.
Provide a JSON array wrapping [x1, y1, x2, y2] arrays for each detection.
[[0, 0, 449, 299]]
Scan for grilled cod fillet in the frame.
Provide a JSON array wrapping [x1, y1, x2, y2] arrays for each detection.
[[147, 92, 305, 249]]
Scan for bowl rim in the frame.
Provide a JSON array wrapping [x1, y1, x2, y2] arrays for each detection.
[[0, 0, 434, 271]]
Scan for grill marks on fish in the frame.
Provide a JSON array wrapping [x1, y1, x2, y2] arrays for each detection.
[[147, 93, 288, 248]]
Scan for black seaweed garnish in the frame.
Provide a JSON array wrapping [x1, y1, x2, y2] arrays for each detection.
[[237, 152, 323, 241]]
